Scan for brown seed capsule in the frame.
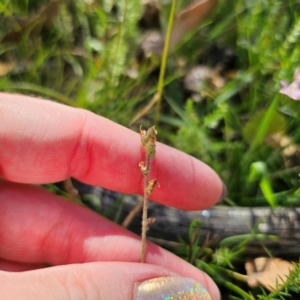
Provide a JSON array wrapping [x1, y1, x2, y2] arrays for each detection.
[[140, 134, 147, 148], [139, 161, 148, 175], [146, 179, 159, 195], [145, 142, 156, 160], [147, 126, 157, 137], [146, 217, 156, 230]]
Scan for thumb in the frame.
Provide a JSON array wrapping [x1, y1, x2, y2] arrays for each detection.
[[1, 262, 218, 300]]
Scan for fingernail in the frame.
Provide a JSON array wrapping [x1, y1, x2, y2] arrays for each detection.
[[218, 180, 227, 203], [133, 276, 211, 300]]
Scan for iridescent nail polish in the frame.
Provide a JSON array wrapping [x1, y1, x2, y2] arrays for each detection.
[[133, 276, 211, 299]]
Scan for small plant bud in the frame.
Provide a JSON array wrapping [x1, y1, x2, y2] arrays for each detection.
[[139, 161, 148, 175], [140, 125, 148, 146], [146, 179, 159, 195], [141, 217, 156, 230], [146, 217, 156, 230], [147, 217, 156, 225], [147, 126, 157, 138], [145, 142, 156, 160], [146, 126, 157, 142], [140, 126, 157, 160], [149, 135, 156, 143]]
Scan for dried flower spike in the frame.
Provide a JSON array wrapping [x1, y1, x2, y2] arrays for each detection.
[[146, 179, 159, 195], [140, 126, 148, 146], [140, 125, 157, 160], [140, 125, 158, 263]]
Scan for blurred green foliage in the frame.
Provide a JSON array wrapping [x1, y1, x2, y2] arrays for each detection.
[[0, 0, 147, 124]]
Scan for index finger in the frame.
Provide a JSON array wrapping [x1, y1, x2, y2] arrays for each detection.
[[0, 93, 225, 210]]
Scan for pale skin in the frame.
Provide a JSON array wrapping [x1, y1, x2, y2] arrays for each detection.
[[0, 93, 223, 299]]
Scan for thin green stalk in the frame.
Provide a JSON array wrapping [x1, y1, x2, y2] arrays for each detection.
[[199, 260, 248, 283], [154, 0, 176, 126], [246, 89, 280, 162], [197, 261, 253, 300]]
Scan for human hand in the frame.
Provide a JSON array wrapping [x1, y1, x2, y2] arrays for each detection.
[[0, 93, 225, 299]]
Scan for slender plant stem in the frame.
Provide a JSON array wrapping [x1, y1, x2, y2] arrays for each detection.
[[139, 126, 157, 263], [141, 155, 151, 263], [122, 196, 143, 228], [154, 0, 177, 126]]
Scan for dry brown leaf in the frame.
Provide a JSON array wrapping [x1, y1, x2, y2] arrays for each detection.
[[169, 0, 217, 48], [245, 257, 294, 291], [0, 61, 16, 76], [270, 133, 298, 157], [140, 0, 217, 56]]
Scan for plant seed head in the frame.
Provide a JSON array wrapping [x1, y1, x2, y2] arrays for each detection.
[[139, 161, 148, 175], [146, 179, 159, 195]]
